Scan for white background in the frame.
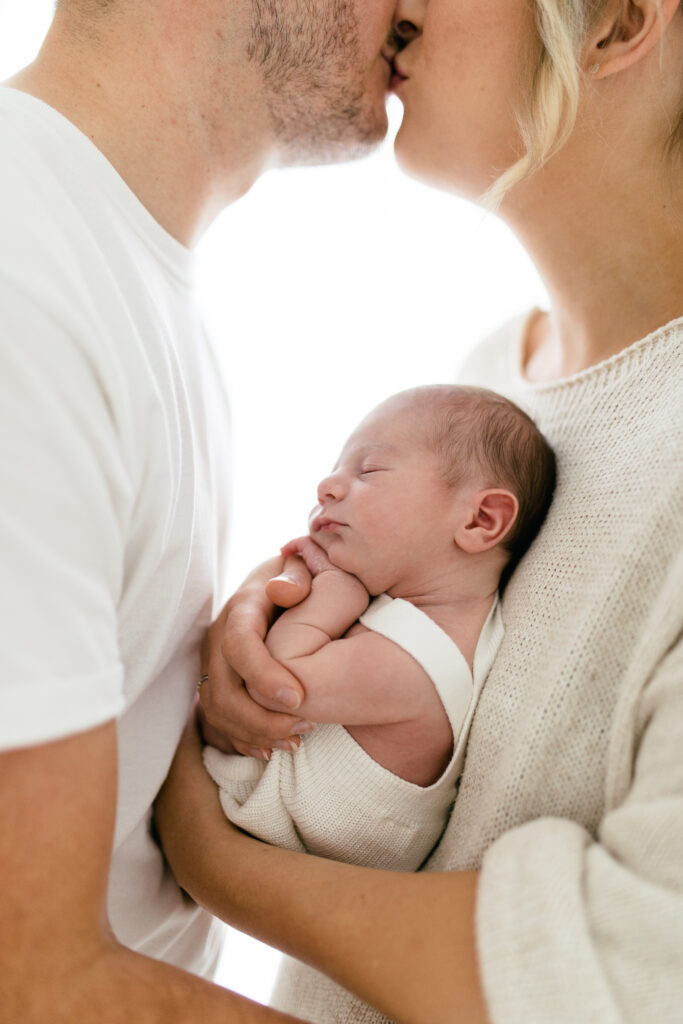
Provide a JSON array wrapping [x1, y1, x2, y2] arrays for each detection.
[[0, 1, 548, 1006]]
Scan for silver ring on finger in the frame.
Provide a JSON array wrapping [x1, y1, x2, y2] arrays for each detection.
[[196, 673, 209, 693]]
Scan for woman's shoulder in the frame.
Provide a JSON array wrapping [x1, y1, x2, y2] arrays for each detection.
[[457, 310, 682, 402]]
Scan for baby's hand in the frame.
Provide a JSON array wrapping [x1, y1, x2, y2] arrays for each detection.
[[265, 537, 332, 605], [280, 536, 336, 577]]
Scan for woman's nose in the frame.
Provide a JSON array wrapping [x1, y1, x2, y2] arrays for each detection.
[[392, 0, 425, 44]]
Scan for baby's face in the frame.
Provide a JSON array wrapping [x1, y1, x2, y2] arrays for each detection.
[[308, 400, 470, 596]]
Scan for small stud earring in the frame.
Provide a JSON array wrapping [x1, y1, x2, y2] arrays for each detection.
[[589, 62, 600, 74]]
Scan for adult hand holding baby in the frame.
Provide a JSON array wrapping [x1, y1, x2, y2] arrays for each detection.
[[198, 553, 313, 758]]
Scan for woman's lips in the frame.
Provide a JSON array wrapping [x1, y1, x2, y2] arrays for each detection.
[[391, 58, 408, 91]]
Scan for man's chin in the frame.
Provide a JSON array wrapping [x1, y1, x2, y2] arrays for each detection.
[[273, 110, 389, 170]]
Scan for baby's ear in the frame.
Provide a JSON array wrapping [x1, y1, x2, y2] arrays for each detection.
[[454, 489, 518, 554]]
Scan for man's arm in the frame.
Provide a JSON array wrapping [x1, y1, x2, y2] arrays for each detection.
[[0, 721, 303, 1024], [156, 720, 489, 1024]]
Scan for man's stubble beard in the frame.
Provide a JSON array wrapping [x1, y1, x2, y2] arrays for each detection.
[[248, 0, 388, 165]]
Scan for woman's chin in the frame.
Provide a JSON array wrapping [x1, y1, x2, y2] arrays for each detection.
[[394, 136, 440, 187], [393, 124, 421, 171], [393, 134, 480, 201]]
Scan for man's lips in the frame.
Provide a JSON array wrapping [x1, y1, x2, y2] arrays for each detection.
[[382, 53, 408, 92], [381, 54, 396, 89]]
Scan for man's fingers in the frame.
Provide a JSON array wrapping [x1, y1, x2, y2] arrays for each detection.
[[265, 574, 305, 608], [195, 552, 314, 755], [203, 686, 308, 744], [199, 631, 311, 750], [198, 706, 302, 760], [265, 551, 312, 608], [221, 619, 306, 713], [200, 680, 309, 749]]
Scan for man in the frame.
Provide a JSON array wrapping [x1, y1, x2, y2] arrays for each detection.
[[0, 1, 398, 1019]]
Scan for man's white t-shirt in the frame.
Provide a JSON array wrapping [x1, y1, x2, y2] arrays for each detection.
[[0, 87, 230, 974]]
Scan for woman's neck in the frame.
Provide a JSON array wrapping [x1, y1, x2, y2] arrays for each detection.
[[502, 138, 682, 381]]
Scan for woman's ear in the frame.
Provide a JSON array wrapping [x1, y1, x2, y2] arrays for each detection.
[[585, 0, 680, 79], [454, 489, 519, 554]]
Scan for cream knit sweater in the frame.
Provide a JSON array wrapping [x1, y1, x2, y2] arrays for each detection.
[[271, 314, 683, 1024]]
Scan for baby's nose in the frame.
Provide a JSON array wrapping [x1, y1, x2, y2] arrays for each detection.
[[317, 472, 344, 503]]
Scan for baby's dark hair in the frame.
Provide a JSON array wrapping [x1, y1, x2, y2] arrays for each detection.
[[412, 385, 556, 590]]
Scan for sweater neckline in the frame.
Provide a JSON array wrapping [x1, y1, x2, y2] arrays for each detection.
[[510, 309, 683, 395]]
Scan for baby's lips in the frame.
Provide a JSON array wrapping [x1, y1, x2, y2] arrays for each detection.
[[310, 514, 335, 534], [307, 503, 322, 531]]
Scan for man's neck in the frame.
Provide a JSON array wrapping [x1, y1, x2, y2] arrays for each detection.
[[6, 5, 274, 246]]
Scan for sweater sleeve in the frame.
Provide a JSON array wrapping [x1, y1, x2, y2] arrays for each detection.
[[476, 624, 683, 1022]]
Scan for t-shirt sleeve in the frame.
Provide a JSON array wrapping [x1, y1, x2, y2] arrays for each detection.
[[475, 584, 683, 1022], [0, 281, 130, 749]]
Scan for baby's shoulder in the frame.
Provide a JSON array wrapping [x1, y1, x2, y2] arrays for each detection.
[[341, 621, 443, 713], [344, 618, 434, 677]]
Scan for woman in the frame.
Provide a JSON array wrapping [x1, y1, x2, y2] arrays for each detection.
[[156, 0, 683, 1020]]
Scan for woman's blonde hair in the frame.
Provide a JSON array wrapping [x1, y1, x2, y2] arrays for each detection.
[[485, 0, 682, 204]]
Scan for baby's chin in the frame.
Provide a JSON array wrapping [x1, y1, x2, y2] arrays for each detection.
[[311, 535, 374, 589], [307, 530, 344, 566], [307, 527, 330, 551], [337, 559, 383, 596]]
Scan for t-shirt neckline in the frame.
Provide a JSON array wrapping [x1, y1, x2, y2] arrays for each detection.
[[0, 85, 195, 286]]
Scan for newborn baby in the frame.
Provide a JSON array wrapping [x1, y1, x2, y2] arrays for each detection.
[[204, 384, 555, 870]]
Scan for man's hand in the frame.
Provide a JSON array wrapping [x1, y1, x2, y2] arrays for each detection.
[[198, 554, 314, 758], [265, 540, 327, 604]]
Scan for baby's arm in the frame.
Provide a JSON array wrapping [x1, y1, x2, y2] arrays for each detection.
[[212, 540, 453, 790], [259, 541, 448, 751], [265, 537, 370, 662]]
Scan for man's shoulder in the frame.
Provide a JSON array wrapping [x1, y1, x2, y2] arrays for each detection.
[[0, 95, 106, 296], [0, 88, 164, 291]]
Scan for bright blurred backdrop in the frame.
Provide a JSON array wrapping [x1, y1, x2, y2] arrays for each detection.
[[0, 0, 548, 1006]]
